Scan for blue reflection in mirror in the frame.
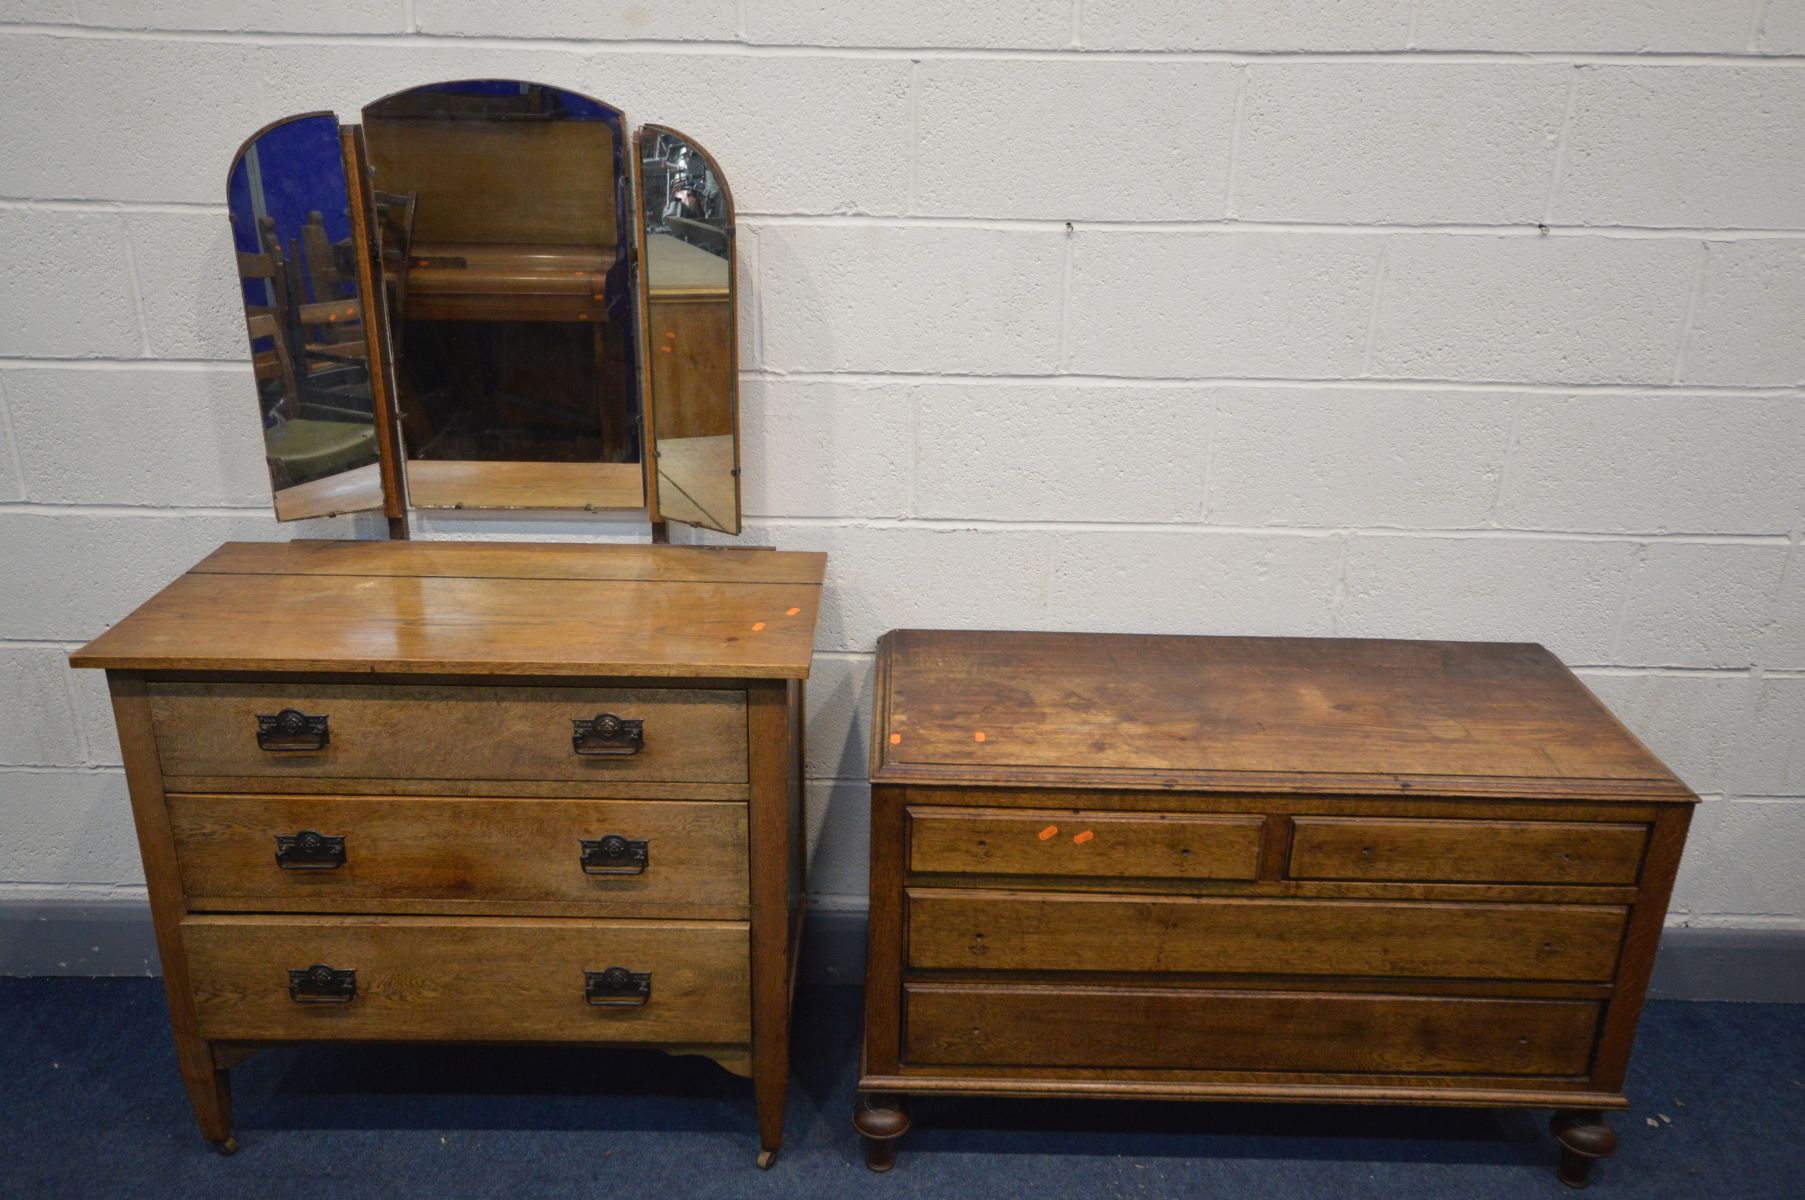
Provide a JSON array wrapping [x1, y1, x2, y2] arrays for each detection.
[[226, 113, 379, 500]]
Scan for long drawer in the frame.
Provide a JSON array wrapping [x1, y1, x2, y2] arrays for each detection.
[[182, 915, 750, 1043], [904, 983, 1601, 1077], [906, 889, 1628, 982], [168, 794, 748, 918], [149, 682, 747, 786], [1287, 817, 1647, 886], [908, 807, 1265, 882]]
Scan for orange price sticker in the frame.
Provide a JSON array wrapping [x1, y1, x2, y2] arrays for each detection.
[[1037, 825, 1059, 841], [786, 607, 802, 616], [973, 731, 987, 742], [751, 622, 766, 632], [888, 733, 902, 745], [1073, 830, 1095, 845]]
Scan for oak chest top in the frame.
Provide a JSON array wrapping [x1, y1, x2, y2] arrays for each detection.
[[72, 540, 826, 680], [871, 629, 1693, 802]]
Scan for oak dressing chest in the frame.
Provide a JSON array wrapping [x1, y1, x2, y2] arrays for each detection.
[[73, 539, 824, 1165], [855, 630, 1696, 1187]]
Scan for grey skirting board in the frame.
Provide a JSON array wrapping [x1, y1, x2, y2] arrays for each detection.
[[2, 900, 1801, 1002]]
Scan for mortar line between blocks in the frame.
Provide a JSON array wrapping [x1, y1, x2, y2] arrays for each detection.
[[733, 516, 1797, 544], [0, 377, 28, 502], [1542, 67, 1582, 224], [1359, 239, 1391, 376], [6, 25, 1805, 64], [1606, 543, 1650, 661], [1748, 0, 1774, 52], [1487, 401, 1527, 527], [1672, 242, 1713, 384], [118, 220, 152, 357], [1222, 65, 1250, 219], [905, 59, 922, 214], [1329, 532, 1352, 637], [1056, 225, 1076, 373]]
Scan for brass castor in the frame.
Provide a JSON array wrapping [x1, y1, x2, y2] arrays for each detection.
[[756, 1148, 777, 1170], [853, 1093, 911, 1172], [1551, 1110, 1617, 1189], [209, 1136, 239, 1158]]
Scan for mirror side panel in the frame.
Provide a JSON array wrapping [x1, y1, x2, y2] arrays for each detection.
[[637, 125, 742, 536], [226, 112, 386, 521]]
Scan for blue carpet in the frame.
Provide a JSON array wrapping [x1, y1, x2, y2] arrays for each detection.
[[0, 979, 1799, 1198]]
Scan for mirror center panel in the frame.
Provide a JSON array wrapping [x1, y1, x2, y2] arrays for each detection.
[[363, 81, 643, 510]]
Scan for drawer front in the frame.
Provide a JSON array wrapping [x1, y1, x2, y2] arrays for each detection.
[[150, 683, 746, 785], [904, 983, 1601, 1077], [169, 794, 748, 918], [182, 916, 749, 1043], [908, 807, 1264, 882], [1288, 817, 1647, 886], [906, 890, 1627, 982]]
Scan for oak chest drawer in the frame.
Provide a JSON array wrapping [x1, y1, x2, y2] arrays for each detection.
[[168, 794, 748, 918], [1287, 817, 1647, 886], [906, 890, 1628, 982], [149, 682, 748, 786], [907, 807, 1265, 882], [182, 915, 750, 1043], [903, 983, 1602, 1077]]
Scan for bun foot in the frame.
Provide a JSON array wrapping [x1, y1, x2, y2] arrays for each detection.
[[854, 1092, 910, 1172], [1551, 1110, 1616, 1189], [209, 1136, 239, 1158], [756, 1148, 777, 1170]]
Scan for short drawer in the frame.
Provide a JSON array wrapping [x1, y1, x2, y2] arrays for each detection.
[[168, 794, 748, 918], [149, 683, 746, 786], [906, 890, 1628, 982], [182, 915, 749, 1043], [907, 807, 1264, 882], [904, 983, 1601, 1077], [1288, 817, 1647, 886]]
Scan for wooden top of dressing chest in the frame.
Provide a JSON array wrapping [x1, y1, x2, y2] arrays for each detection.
[[71, 540, 826, 680], [871, 629, 1693, 802]]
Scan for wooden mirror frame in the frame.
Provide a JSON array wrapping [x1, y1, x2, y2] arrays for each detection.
[[225, 113, 407, 534], [222, 85, 742, 540]]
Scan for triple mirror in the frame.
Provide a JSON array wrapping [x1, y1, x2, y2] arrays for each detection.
[[225, 81, 741, 535]]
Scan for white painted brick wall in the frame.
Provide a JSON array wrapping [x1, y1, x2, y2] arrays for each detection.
[[1, 6, 1802, 933]]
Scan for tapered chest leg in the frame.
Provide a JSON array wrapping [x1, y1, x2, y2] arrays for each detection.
[[1551, 1110, 1617, 1188], [166, 993, 234, 1152], [854, 1093, 910, 1172]]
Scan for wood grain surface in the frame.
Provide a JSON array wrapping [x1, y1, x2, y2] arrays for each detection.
[[873, 630, 1690, 799], [1287, 817, 1648, 885], [905, 889, 1628, 982], [903, 983, 1601, 1076], [150, 682, 747, 784], [907, 807, 1265, 881], [170, 793, 749, 917], [183, 914, 749, 1043], [73, 542, 824, 678]]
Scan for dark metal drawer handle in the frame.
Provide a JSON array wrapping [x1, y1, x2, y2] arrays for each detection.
[[288, 963, 356, 1004], [580, 835, 648, 875], [572, 713, 644, 758], [585, 966, 651, 1007], [257, 708, 329, 752], [275, 830, 347, 870]]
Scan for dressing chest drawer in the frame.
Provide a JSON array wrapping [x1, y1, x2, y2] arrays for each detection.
[[72, 540, 824, 1165], [856, 630, 1695, 1188]]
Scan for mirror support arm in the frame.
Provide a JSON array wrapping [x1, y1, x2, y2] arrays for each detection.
[[340, 124, 409, 538]]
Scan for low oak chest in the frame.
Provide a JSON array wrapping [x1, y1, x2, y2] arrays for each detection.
[[854, 630, 1695, 1187], [72, 539, 824, 1166]]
